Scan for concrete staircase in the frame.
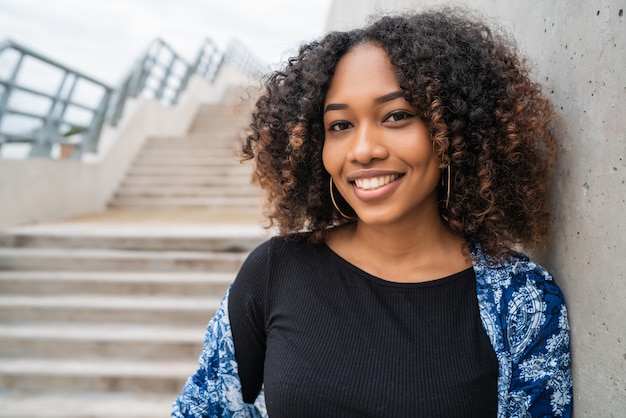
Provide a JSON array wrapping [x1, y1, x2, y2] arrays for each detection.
[[109, 103, 260, 210], [0, 102, 267, 417]]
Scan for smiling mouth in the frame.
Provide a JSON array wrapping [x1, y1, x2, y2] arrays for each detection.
[[353, 174, 402, 191]]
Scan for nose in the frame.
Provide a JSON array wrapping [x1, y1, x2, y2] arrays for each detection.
[[347, 123, 389, 164]]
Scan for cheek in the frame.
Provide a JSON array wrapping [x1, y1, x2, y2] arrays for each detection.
[[398, 140, 437, 166], [322, 141, 338, 173], [393, 124, 435, 161]]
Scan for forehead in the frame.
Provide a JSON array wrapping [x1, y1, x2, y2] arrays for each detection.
[[325, 43, 400, 104]]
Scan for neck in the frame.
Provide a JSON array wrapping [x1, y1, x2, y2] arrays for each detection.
[[355, 215, 458, 259], [328, 210, 470, 282]]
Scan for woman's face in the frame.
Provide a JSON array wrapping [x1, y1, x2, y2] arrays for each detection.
[[322, 43, 441, 227]]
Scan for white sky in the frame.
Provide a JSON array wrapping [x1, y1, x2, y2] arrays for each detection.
[[0, 0, 333, 85]]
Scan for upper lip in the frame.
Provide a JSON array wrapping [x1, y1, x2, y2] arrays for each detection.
[[346, 169, 404, 182]]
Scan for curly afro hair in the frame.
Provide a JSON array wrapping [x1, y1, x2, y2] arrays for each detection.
[[242, 8, 558, 258]]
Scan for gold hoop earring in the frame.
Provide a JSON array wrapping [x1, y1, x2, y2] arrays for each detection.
[[329, 178, 356, 220], [445, 165, 451, 209]]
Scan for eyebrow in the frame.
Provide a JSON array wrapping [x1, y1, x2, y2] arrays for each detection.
[[374, 90, 406, 104], [323, 90, 406, 114]]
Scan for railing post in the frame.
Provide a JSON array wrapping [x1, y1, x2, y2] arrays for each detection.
[[83, 87, 113, 155], [132, 57, 149, 98], [156, 55, 176, 104], [29, 71, 71, 157], [55, 73, 79, 127], [0, 50, 25, 129], [211, 54, 225, 84], [137, 40, 162, 97], [174, 65, 194, 105], [108, 74, 131, 128]]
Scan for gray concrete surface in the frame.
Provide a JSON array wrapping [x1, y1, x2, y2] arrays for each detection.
[[325, 0, 625, 415]]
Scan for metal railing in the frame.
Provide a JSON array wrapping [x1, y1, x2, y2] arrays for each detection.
[[0, 39, 114, 158], [0, 37, 264, 160], [222, 39, 266, 80], [106, 38, 221, 130]]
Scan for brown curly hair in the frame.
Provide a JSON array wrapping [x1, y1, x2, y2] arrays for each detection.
[[242, 8, 558, 258]]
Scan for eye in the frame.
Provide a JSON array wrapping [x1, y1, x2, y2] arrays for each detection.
[[384, 111, 415, 123], [328, 121, 353, 132]]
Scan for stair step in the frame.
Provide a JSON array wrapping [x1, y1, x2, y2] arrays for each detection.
[[189, 115, 246, 122], [144, 133, 240, 141], [144, 137, 240, 148], [0, 392, 175, 418], [121, 175, 253, 186], [0, 322, 205, 359], [139, 140, 242, 147], [130, 156, 245, 166], [124, 170, 251, 177], [195, 102, 245, 111], [127, 165, 251, 176], [115, 186, 260, 198], [0, 225, 265, 251], [188, 122, 246, 131], [139, 148, 240, 157], [187, 128, 242, 135], [109, 196, 260, 208], [142, 144, 239, 152], [0, 271, 233, 295], [133, 156, 244, 166], [129, 161, 250, 169], [0, 358, 195, 394], [0, 248, 247, 272], [189, 117, 246, 125], [0, 294, 220, 325]]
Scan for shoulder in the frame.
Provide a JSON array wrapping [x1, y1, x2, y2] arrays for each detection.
[[471, 243, 564, 305], [246, 233, 314, 260], [471, 243, 572, 416], [237, 233, 318, 277], [232, 233, 324, 318], [471, 242, 569, 357]]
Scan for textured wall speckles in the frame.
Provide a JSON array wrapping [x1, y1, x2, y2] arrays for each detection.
[[326, 1, 625, 415]]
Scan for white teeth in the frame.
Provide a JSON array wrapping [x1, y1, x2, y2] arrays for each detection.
[[354, 174, 400, 190]]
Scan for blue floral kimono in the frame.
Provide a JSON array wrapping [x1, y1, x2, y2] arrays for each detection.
[[172, 243, 572, 417]]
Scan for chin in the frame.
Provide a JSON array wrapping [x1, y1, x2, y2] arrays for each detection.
[[353, 211, 402, 226]]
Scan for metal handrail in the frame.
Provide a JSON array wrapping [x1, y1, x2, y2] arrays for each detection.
[[223, 39, 267, 79], [0, 39, 115, 158], [106, 38, 195, 129], [0, 36, 264, 160]]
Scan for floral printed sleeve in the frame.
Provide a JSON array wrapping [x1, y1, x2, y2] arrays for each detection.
[[172, 288, 267, 418], [505, 263, 572, 417], [473, 244, 573, 418]]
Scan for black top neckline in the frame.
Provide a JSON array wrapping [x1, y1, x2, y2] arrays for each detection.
[[321, 243, 474, 288]]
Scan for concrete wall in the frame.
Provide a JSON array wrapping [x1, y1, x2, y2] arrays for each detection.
[[326, 1, 625, 416], [0, 65, 255, 228]]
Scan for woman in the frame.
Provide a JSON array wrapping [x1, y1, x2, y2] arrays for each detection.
[[173, 8, 572, 418]]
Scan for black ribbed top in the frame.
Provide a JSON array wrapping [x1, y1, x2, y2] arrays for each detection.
[[230, 236, 498, 418]]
